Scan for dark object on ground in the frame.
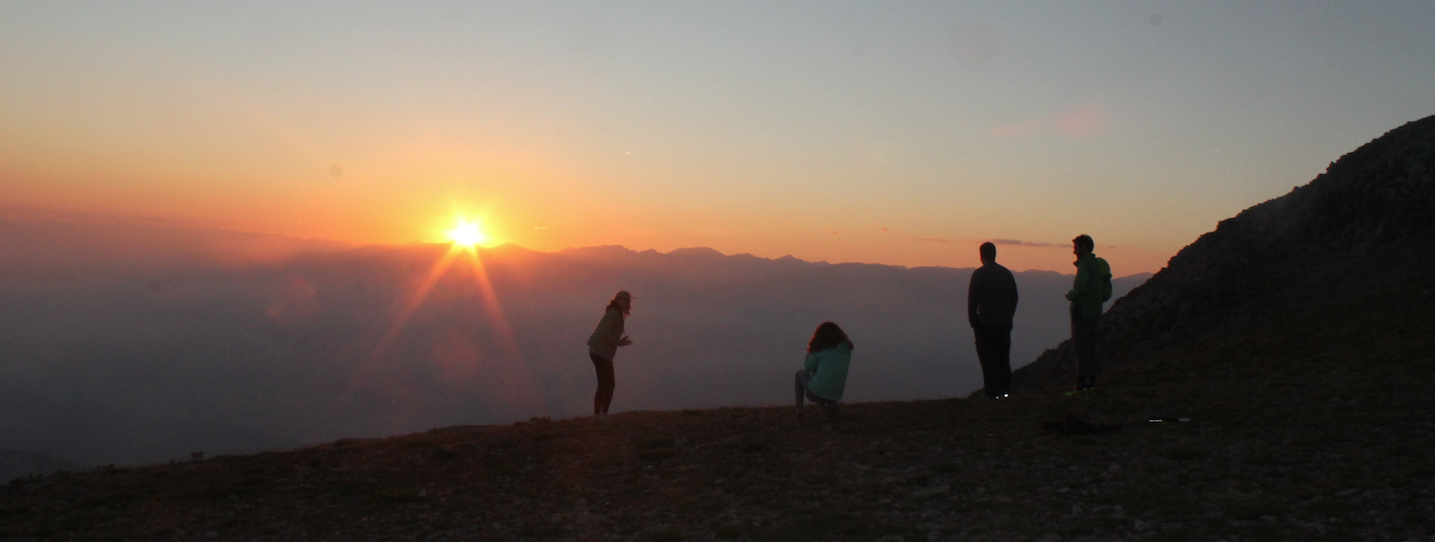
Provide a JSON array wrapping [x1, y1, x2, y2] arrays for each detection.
[[1147, 416, 1190, 423], [1042, 415, 1122, 435]]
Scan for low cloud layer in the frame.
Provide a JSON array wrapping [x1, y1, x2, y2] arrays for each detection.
[[988, 104, 1110, 139], [991, 239, 1059, 248]]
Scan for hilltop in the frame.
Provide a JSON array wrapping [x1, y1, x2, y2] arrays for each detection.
[[0, 451, 78, 488], [2, 276, 1431, 541]]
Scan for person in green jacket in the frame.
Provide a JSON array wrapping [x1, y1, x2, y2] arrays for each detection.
[[587, 290, 633, 417], [1065, 235, 1112, 391], [795, 321, 853, 421]]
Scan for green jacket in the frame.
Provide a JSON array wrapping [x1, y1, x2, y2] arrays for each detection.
[[586, 306, 626, 360], [1067, 253, 1112, 320], [802, 344, 852, 402]]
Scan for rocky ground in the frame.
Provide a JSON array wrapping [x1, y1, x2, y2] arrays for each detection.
[[5, 278, 1434, 542]]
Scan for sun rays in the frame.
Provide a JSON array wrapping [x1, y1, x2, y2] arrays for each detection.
[[367, 242, 467, 360], [372, 214, 499, 359], [361, 222, 536, 392], [344, 210, 543, 416], [367, 219, 520, 368]]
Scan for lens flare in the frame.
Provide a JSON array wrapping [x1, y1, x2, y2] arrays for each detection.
[[362, 225, 532, 408]]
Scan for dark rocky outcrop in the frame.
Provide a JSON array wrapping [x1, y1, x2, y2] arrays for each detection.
[[1013, 115, 1435, 391], [0, 450, 81, 484]]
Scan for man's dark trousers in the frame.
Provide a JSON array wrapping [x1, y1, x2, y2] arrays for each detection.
[[974, 324, 1012, 398], [1070, 307, 1100, 388]]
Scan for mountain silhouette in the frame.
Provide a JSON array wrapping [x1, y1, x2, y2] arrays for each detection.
[[1012, 114, 1435, 391]]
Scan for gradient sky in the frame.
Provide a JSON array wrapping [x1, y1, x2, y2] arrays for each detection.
[[2, 1, 1432, 273]]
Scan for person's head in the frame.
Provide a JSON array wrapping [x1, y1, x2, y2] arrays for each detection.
[[1072, 234, 1094, 257], [979, 242, 997, 264], [607, 290, 633, 315], [807, 321, 854, 353]]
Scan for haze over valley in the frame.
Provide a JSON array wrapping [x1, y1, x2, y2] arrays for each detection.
[[0, 220, 1144, 468]]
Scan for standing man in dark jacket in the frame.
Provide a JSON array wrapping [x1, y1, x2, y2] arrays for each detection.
[[1066, 234, 1112, 392], [968, 242, 1019, 399]]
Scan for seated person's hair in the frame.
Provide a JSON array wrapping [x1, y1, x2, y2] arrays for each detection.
[[808, 322, 854, 353]]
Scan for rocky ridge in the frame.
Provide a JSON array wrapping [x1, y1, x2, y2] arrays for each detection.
[[1012, 114, 1435, 392]]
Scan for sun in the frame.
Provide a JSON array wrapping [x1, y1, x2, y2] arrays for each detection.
[[448, 221, 488, 247]]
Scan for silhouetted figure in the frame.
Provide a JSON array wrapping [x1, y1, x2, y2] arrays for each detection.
[[587, 290, 634, 417], [968, 242, 1018, 399], [795, 322, 853, 421], [1065, 235, 1112, 391]]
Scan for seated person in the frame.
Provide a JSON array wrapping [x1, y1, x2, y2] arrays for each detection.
[[795, 321, 853, 420]]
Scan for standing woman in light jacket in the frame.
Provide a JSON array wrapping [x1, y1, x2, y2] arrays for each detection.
[[587, 290, 633, 417], [795, 321, 853, 420]]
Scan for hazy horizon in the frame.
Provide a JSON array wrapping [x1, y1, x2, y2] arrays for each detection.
[[0, 210, 1164, 275], [0, 218, 1147, 468]]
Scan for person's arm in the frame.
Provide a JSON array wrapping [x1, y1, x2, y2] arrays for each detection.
[[967, 270, 982, 327], [803, 352, 820, 375], [1067, 260, 1091, 302], [1010, 271, 1019, 311]]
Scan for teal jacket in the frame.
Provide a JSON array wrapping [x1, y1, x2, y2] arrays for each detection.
[[802, 344, 852, 402], [1067, 253, 1112, 320]]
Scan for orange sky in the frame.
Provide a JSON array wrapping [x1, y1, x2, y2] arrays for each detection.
[[4, 3, 1433, 275]]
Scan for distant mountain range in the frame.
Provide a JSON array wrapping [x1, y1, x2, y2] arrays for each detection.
[[0, 221, 1144, 467]]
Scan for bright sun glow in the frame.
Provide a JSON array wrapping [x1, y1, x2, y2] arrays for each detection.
[[448, 221, 488, 247]]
